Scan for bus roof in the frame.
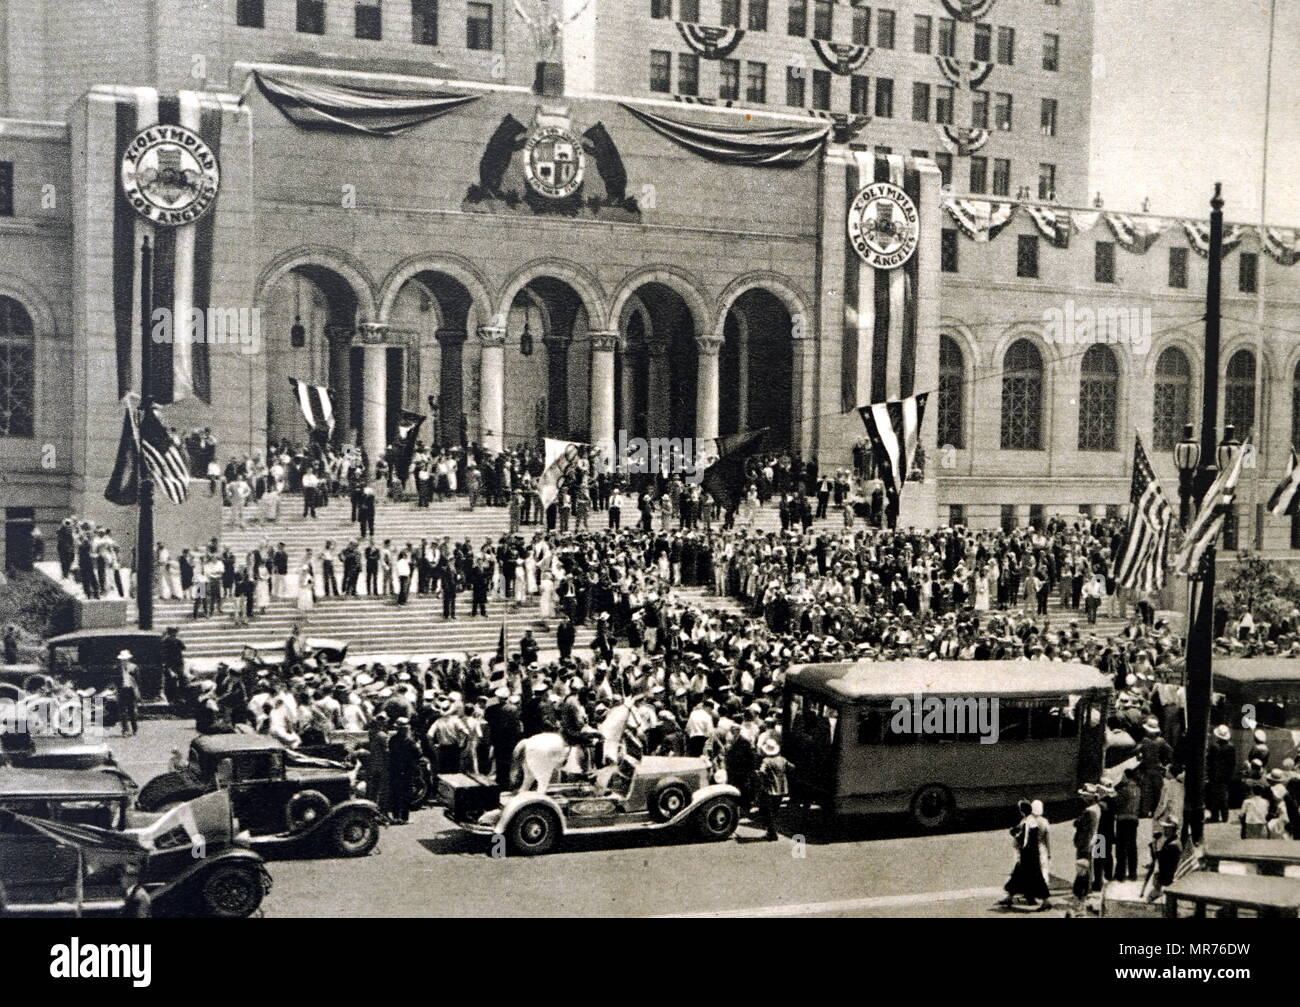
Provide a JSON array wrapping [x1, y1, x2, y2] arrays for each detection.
[[787, 660, 1113, 703], [1213, 658, 1300, 687]]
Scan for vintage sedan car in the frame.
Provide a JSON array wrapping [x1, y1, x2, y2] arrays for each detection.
[[441, 755, 742, 855], [0, 768, 269, 918], [136, 734, 380, 858]]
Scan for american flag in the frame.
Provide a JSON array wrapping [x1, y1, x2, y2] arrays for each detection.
[[858, 392, 929, 529], [1267, 447, 1300, 516], [1111, 435, 1172, 593], [139, 404, 191, 505], [1172, 435, 1249, 576]]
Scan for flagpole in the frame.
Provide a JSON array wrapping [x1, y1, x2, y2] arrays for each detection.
[[1249, 0, 1275, 551], [137, 236, 156, 631]]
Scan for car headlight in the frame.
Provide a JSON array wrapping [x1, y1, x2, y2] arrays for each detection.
[[233, 830, 253, 849]]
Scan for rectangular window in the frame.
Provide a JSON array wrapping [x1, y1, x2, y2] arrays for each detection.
[[1040, 97, 1057, 136], [746, 61, 768, 103], [297, 0, 326, 33], [1001, 504, 1017, 531], [874, 145, 892, 154], [1029, 504, 1045, 529], [466, 1, 493, 49], [971, 90, 988, 128], [996, 25, 1015, 64], [973, 22, 991, 61], [877, 9, 895, 48], [1290, 510, 1300, 550], [911, 81, 930, 122], [1017, 234, 1040, 278], [851, 4, 869, 44], [1223, 506, 1239, 551], [935, 84, 954, 124], [949, 504, 966, 527], [651, 50, 672, 92], [1037, 162, 1056, 200], [719, 58, 741, 101], [1169, 246, 1188, 288], [355, 2, 382, 40], [850, 74, 870, 114], [911, 149, 928, 159], [721, 0, 741, 27], [813, 0, 833, 40], [993, 91, 1012, 130], [1042, 32, 1059, 71], [934, 151, 952, 187], [913, 13, 932, 53], [941, 227, 959, 273], [1095, 242, 1115, 283], [811, 68, 831, 110], [236, 0, 265, 28], [786, 65, 806, 106], [749, 0, 769, 30], [873, 76, 893, 117], [679, 0, 699, 19], [0, 163, 12, 217], [651, 0, 671, 18], [678, 53, 700, 95], [1240, 252, 1258, 293], [937, 16, 955, 56], [992, 157, 1010, 196], [412, 0, 439, 44], [788, 0, 807, 35], [968, 154, 987, 194]]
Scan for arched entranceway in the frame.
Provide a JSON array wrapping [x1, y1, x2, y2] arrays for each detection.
[[619, 282, 699, 442], [501, 277, 592, 445], [719, 288, 795, 448]]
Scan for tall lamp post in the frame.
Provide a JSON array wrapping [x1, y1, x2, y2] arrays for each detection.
[[1173, 424, 1200, 528]]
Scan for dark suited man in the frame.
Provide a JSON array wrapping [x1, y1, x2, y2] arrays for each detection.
[[437, 558, 458, 620], [387, 718, 422, 824], [470, 561, 490, 617], [57, 519, 76, 579], [357, 487, 376, 539], [556, 616, 576, 661], [77, 531, 98, 599], [364, 542, 380, 595], [485, 686, 523, 788]]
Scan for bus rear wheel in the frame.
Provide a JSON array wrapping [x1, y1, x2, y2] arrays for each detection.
[[910, 784, 954, 830]]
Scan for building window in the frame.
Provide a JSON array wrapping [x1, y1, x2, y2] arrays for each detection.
[[935, 84, 954, 125], [1223, 507, 1239, 551], [913, 13, 932, 53], [937, 16, 955, 56], [810, 68, 831, 109], [236, 0, 265, 28], [788, 0, 807, 35], [1037, 162, 1056, 200], [850, 74, 870, 114], [1001, 338, 1043, 450], [851, 4, 869, 44], [1168, 246, 1188, 288], [973, 22, 991, 61], [949, 504, 966, 527], [1029, 504, 1045, 529], [746, 61, 768, 103], [877, 9, 895, 48], [1078, 344, 1119, 451], [996, 25, 1015, 64], [934, 151, 952, 187], [1095, 241, 1116, 283], [720, 58, 741, 101], [873, 145, 892, 154], [749, 0, 769, 30], [968, 155, 987, 194], [680, 0, 699, 19], [1017, 234, 1039, 278], [1290, 509, 1300, 550], [992, 157, 1010, 196], [971, 90, 988, 128], [651, 0, 671, 18], [813, 0, 833, 39], [1042, 32, 1059, 71], [938, 334, 965, 447], [1040, 98, 1057, 137], [1225, 349, 1256, 437], [678, 53, 700, 95], [412, 0, 439, 44], [911, 149, 928, 159], [1240, 252, 1258, 293], [721, 0, 741, 27], [1153, 347, 1192, 451], [0, 296, 34, 438], [355, 2, 382, 40], [873, 76, 893, 118], [0, 163, 11, 217], [651, 50, 672, 92], [1001, 504, 1017, 531], [786, 66, 806, 106], [993, 91, 1012, 130], [297, 0, 326, 33], [911, 81, 930, 121], [941, 227, 959, 272], [466, 1, 493, 48]]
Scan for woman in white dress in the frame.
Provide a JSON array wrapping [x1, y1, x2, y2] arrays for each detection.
[[524, 548, 539, 597], [973, 566, 991, 612], [297, 551, 316, 613], [538, 567, 556, 619], [254, 564, 272, 614]]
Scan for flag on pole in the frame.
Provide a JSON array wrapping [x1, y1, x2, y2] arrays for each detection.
[[538, 438, 583, 511], [394, 410, 426, 483], [139, 404, 191, 505], [858, 392, 929, 527], [702, 428, 768, 513], [1267, 447, 1300, 516], [1171, 437, 1249, 576], [1111, 435, 1172, 593], [104, 404, 141, 506], [288, 377, 335, 435]]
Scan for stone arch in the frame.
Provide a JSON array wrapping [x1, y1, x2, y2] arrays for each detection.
[[0, 275, 58, 337], [254, 246, 379, 320], [376, 253, 494, 327], [712, 272, 812, 340], [495, 258, 609, 333], [608, 266, 712, 337]]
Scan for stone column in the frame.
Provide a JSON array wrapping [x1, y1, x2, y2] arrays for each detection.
[[589, 331, 619, 453], [478, 325, 506, 452], [695, 334, 723, 448], [735, 315, 750, 432], [619, 343, 637, 437], [358, 323, 390, 465], [646, 342, 671, 439]]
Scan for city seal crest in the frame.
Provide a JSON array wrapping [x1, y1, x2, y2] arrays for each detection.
[[120, 124, 220, 226], [847, 181, 919, 269], [523, 125, 586, 200]]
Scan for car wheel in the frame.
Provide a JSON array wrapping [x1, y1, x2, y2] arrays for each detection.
[[506, 805, 560, 856], [910, 784, 955, 830], [409, 765, 430, 809], [285, 789, 332, 834], [648, 779, 692, 823], [330, 809, 380, 857], [197, 864, 264, 919], [695, 796, 740, 841]]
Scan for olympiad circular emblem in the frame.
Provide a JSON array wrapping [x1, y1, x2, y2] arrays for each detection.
[[523, 125, 586, 200], [120, 124, 220, 226], [847, 181, 919, 269]]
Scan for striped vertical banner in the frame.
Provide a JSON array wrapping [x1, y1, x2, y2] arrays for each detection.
[[841, 152, 923, 410]]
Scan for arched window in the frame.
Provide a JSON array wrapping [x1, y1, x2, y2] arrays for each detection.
[[1078, 344, 1119, 452], [1153, 347, 1192, 451], [937, 334, 965, 449], [1224, 349, 1256, 438], [0, 296, 34, 438], [1000, 338, 1043, 450]]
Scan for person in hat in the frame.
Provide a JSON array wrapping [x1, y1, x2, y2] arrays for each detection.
[[1072, 785, 1102, 900], [1149, 817, 1183, 897], [755, 735, 792, 841], [1000, 798, 1052, 910], [485, 685, 523, 788], [1135, 719, 1172, 818], [388, 717, 422, 824], [1114, 768, 1142, 881], [113, 650, 141, 737], [1207, 724, 1236, 823]]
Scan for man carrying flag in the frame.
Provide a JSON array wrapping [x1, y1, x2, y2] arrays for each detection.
[[1267, 447, 1300, 517], [858, 393, 928, 529], [702, 428, 767, 519], [394, 410, 426, 485], [1172, 436, 1249, 576], [539, 438, 583, 527], [1111, 435, 1173, 595]]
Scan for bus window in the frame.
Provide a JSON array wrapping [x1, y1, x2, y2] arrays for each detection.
[[998, 702, 1030, 742], [857, 708, 898, 745], [1029, 705, 1063, 739]]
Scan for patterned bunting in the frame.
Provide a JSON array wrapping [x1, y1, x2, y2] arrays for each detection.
[[943, 198, 1017, 242], [1023, 204, 1071, 248], [934, 56, 994, 89], [621, 103, 830, 167], [811, 40, 873, 75], [1182, 220, 1244, 258], [936, 124, 989, 155], [1260, 227, 1300, 266], [939, 0, 997, 22], [676, 22, 744, 59], [1104, 213, 1169, 254]]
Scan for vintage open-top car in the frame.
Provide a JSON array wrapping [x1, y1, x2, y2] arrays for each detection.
[[0, 768, 269, 917], [440, 754, 742, 855], [136, 734, 380, 858]]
